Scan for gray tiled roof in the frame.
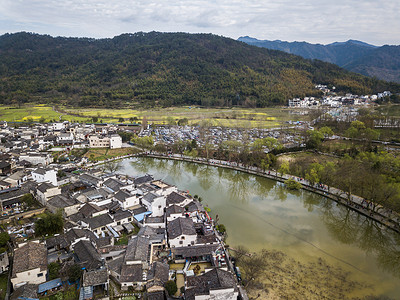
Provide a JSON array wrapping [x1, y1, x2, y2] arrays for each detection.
[[134, 174, 154, 185], [114, 190, 131, 202], [144, 215, 164, 224], [166, 204, 184, 217], [48, 194, 78, 208], [37, 182, 56, 193], [113, 209, 132, 222], [83, 269, 108, 287], [120, 264, 143, 283], [146, 291, 165, 300], [79, 203, 103, 218], [172, 244, 219, 258], [73, 240, 103, 270], [80, 174, 101, 186], [148, 262, 169, 284], [103, 178, 124, 192], [65, 228, 97, 245], [185, 268, 237, 300], [125, 236, 149, 263], [131, 206, 147, 215], [186, 200, 204, 212], [46, 234, 69, 249], [167, 217, 196, 239], [12, 242, 47, 277], [143, 192, 159, 203], [86, 213, 114, 230], [32, 167, 47, 175], [107, 256, 124, 274], [166, 192, 187, 206]]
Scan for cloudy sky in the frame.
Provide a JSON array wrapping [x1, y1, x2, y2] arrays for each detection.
[[0, 0, 399, 45]]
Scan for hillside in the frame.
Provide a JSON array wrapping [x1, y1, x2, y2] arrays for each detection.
[[0, 32, 398, 108], [343, 45, 400, 83], [238, 36, 400, 83]]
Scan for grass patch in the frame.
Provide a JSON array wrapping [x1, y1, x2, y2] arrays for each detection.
[[115, 234, 129, 245], [84, 147, 140, 162], [277, 151, 338, 170], [0, 273, 8, 300]]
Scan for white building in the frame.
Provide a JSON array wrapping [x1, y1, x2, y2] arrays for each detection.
[[110, 134, 122, 149], [36, 182, 61, 205], [31, 168, 57, 186], [19, 152, 53, 166], [89, 135, 110, 148], [142, 193, 166, 217], [52, 123, 65, 131], [114, 190, 140, 209]]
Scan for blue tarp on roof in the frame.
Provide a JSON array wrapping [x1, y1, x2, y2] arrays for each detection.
[[134, 211, 152, 222], [38, 278, 62, 293]]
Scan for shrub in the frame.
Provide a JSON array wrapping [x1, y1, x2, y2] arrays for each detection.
[[284, 178, 302, 190], [165, 280, 177, 296]]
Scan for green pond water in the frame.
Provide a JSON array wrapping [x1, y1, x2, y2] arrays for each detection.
[[119, 157, 400, 298]]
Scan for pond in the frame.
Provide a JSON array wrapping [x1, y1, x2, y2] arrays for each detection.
[[119, 157, 400, 298]]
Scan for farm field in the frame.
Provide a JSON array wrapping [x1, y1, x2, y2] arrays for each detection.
[[0, 104, 310, 128], [0, 105, 88, 123], [61, 106, 305, 128]]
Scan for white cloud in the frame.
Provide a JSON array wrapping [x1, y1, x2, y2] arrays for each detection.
[[0, 0, 399, 45]]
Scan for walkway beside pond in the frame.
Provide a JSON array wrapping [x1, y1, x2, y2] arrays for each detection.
[[140, 152, 400, 234]]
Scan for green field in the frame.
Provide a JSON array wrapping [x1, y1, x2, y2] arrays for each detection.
[[0, 105, 88, 123], [0, 105, 309, 128]]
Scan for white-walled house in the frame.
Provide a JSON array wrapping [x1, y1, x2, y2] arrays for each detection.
[[167, 217, 197, 248], [150, 180, 177, 197], [109, 134, 122, 149], [166, 192, 192, 207], [89, 135, 110, 148], [19, 152, 53, 166], [114, 190, 139, 209], [31, 168, 57, 186], [11, 241, 47, 288], [52, 123, 65, 131], [166, 205, 185, 222], [142, 193, 166, 217], [36, 182, 61, 205]]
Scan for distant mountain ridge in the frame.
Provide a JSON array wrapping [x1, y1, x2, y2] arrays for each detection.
[[238, 37, 400, 83]]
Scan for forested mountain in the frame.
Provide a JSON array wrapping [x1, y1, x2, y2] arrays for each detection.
[[238, 36, 400, 83], [0, 32, 398, 108]]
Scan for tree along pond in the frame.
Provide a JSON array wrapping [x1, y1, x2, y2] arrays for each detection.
[[119, 157, 400, 298]]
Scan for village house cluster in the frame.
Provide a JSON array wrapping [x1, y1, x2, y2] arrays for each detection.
[[288, 85, 391, 108], [0, 122, 243, 300], [0, 121, 126, 154]]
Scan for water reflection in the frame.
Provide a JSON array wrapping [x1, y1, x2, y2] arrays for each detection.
[[273, 183, 288, 202], [320, 201, 400, 277], [196, 165, 215, 191], [252, 176, 274, 202]]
